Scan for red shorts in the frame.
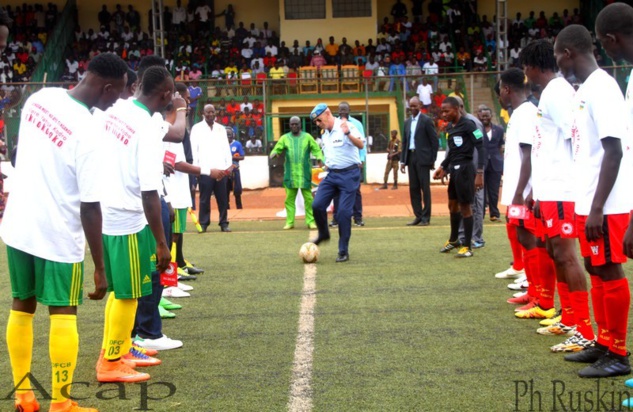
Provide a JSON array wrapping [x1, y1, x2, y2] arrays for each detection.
[[576, 213, 628, 266], [507, 207, 536, 233], [540, 201, 577, 239]]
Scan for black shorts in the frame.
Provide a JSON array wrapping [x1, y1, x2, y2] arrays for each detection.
[[447, 162, 475, 204]]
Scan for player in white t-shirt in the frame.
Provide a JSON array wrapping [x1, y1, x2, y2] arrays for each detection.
[[1, 53, 128, 412], [520, 39, 594, 352], [497, 68, 556, 322], [96, 66, 175, 384], [595, 2, 633, 404], [554, 24, 632, 379]]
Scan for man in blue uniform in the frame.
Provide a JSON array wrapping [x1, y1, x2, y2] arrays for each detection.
[[310, 103, 365, 262]]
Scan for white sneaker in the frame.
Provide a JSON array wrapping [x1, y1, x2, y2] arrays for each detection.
[[162, 287, 190, 298], [495, 266, 525, 279], [513, 274, 527, 284], [513, 290, 528, 298], [177, 282, 193, 291], [508, 280, 528, 291], [135, 335, 183, 351]]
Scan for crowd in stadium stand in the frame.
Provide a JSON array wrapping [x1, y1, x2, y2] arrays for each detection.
[[0, 3, 58, 83], [0, 1, 600, 150]]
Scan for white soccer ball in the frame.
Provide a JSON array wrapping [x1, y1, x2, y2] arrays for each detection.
[[299, 242, 319, 263]]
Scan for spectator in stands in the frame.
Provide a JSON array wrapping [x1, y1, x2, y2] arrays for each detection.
[[535, 11, 548, 29], [416, 77, 433, 110], [324, 36, 339, 64], [313, 38, 325, 55], [309, 50, 326, 68], [112, 4, 125, 34], [388, 55, 406, 92], [473, 51, 487, 71], [245, 134, 263, 153], [422, 57, 439, 89], [448, 83, 464, 100], [339, 37, 353, 65], [391, 0, 408, 20], [406, 56, 422, 89], [172, 0, 186, 31], [98, 4, 111, 30]]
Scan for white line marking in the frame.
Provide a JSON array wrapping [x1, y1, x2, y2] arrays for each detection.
[[288, 236, 317, 412]]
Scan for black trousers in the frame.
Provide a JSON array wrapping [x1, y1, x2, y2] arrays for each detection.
[[408, 154, 432, 223], [484, 167, 502, 219], [198, 175, 229, 228]]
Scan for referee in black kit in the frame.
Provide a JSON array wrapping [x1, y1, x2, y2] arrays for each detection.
[[433, 96, 485, 258]]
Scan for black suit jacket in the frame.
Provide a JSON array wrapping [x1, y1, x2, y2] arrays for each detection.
[[400, 113, 439, 167], [483, 123, 504, 173]]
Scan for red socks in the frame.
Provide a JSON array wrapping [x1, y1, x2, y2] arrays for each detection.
[[556, 281, 574, 327], [536, 247, 556, 310], [602, 277, 630, 356], [570, 290, 595, 341], [507, 223, 524, 271]]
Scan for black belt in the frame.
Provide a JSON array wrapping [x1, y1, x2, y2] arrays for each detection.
[[329, 165, 358, 173]]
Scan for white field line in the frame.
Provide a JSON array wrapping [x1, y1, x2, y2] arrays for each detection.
[[288, 233, 318, 412]]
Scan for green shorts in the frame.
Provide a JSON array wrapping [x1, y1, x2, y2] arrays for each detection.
[[7, 246, 84, 306], [103, 226, 155, 299], [172, 208, 188, 234]]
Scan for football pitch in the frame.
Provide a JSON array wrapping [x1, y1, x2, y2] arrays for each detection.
[[1, 217, 632, 412]]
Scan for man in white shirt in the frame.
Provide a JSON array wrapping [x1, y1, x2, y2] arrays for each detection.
[[195, 3, 212, 31], [520, 40, 591, 354], [416, 77, 433, 109], [422, 58, 439, 89], [191, 104, 233, 232], [595, 3, 633, 404], [1, 52, 128, 412], [172, 0, 186, 30], [96, 66, 174, 384], [555, 24, 632, 379], [265, 43, 278, 57]]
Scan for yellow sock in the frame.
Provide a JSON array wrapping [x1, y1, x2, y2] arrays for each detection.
[[171, 241, 177, 262], [6, 310, 34, 391], [104, 298, 138, 360], [49, 314, 78, 405], [101, 293, 115, 350]]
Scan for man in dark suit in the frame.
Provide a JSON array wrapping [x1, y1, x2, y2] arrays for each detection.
[[479, 107, 504, 221], [400, 96, 439, 226]]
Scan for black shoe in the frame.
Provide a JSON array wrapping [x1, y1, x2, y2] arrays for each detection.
[[354, 220, 365, 227], [419, 220, 430, 226], [564, 343, 608, 363], [310, 235, 330, 245], [578, 351, 631, 378], [407, 218, 422, 226], [221, 226, 232, 232], [200, 226, 208, 233], [336, 252, 349, 262], [329, 220, 338, 228], [178, 273, 197, 281], [184, 266, 204, 275]]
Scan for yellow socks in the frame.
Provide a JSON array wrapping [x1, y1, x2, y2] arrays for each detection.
[[49, 314, 78, 406], [101, 293, 115, 351], [104, 298, 138, 360], [6, 310, 34, 391]]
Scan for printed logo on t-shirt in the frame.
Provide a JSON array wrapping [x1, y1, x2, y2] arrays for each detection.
[[579, 100, 585, 110], [590, 245, 599, 255], [143, 274, 151, 284], [546, 219, 553, 228], [473, 129, 483, 139], [453, 136, 463, 147]]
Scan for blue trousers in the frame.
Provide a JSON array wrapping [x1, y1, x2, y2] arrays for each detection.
[[132, 197, 170, 340], [312, 167, 360, 254]]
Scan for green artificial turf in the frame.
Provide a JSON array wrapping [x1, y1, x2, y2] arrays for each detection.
[[0, 218, 632, 411]]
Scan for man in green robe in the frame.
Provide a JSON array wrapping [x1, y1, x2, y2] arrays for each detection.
[[270, 116, 324, 229]]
